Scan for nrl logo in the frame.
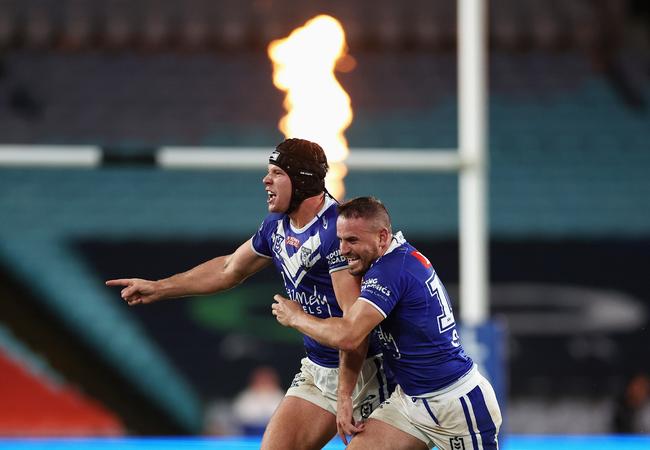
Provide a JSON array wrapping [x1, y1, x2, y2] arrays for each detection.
[[273, 234, 284, 254], [449, 436, 465, 450], [360, 402, 373, 419]]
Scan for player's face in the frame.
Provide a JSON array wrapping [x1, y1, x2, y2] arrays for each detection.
[[337, 216, 384, 276], [263, 164, 292, 213]]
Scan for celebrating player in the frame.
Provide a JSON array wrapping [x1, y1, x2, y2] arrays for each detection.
[[106, 140, 389, 450], [272, 196, 502, 450]]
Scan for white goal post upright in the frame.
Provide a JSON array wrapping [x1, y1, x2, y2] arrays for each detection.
[[0, 1, 489, 327], [458, 0, 488, 327]]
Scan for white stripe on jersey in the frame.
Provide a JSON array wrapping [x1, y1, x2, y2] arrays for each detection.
[[359, 297, 388, 318], [275, 220, 322, 287]]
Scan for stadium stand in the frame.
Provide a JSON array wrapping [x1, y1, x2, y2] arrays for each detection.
[[0, 325, 124, 436], [0, 0, 629, 51]]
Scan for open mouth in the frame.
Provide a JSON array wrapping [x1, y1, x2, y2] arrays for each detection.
[[266, 190, 277, 203]]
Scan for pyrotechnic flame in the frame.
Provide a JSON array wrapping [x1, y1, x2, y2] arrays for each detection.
[[268, 15, 352, 200]]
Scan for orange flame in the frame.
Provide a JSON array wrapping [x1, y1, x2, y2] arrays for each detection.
[[268, 15, 352, 200]]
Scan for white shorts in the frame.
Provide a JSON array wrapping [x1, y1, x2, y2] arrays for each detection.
[[370, 365, 502, 450], [286, 355, 389, 421]]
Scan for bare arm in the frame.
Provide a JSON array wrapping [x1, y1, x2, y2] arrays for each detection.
[[330, 269, 365, 381], [272, 294, 383, 353], [329, 270, 368, 442], [106, 238, 271, 305]]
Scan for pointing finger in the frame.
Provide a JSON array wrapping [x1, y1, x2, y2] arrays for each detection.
[[106, 279, 131, 287]]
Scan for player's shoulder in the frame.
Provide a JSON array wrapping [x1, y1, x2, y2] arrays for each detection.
[[320, 196, 339, 222], [267, 211, 286, 221], [400, 244, 436, 283], [315, 197, 339, 236], [369, 238, 409, 279], [257, 212, 285, 234], [376, 233, 431, 276]]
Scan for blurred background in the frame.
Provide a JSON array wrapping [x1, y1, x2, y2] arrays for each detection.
[[0, 0, 649, 445]]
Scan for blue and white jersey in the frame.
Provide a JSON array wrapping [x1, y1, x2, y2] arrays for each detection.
[[251, 197, 358, 368], [359, 232, 473, 396]]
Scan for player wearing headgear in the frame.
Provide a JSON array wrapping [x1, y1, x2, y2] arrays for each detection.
[[272, 196, 502, 450], [106, 139, 389, 450]]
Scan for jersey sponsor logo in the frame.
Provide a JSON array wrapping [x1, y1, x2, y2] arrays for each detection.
[[286, 236, 301, 248], [326, 249, 346, 266], [450, 437, 466, 450], [273, 221, 322, 287], [286, 285, 333, 317], [362, 278, 392, 297]]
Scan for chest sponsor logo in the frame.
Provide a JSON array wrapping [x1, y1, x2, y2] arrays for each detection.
[[286, 285, 333, 317], [362, 278, 392, 297], [286, 236, 301, 248]]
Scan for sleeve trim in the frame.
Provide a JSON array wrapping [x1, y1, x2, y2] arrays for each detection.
[[250, 240, 273, 259], [328, 265, 348, 274], [359, 297, 387, 318]]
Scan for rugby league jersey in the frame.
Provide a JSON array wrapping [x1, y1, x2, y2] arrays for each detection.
[[251, 196, 379, 368], [359, 232, 473, 396]]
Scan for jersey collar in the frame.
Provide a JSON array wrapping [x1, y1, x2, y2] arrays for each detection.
[[371, 231, 405, 269], [384, 231, 406, 255], [288, 195, 336, 233]]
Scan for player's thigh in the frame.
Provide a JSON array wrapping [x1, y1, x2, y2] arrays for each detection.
[[347, 419, 428, 450], [261, 395, 337, 450]]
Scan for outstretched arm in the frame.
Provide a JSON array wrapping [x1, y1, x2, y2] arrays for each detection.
[[106, 238, 271, 305]]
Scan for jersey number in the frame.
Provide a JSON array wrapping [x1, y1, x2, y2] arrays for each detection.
[[426, 272, 456, 333]]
